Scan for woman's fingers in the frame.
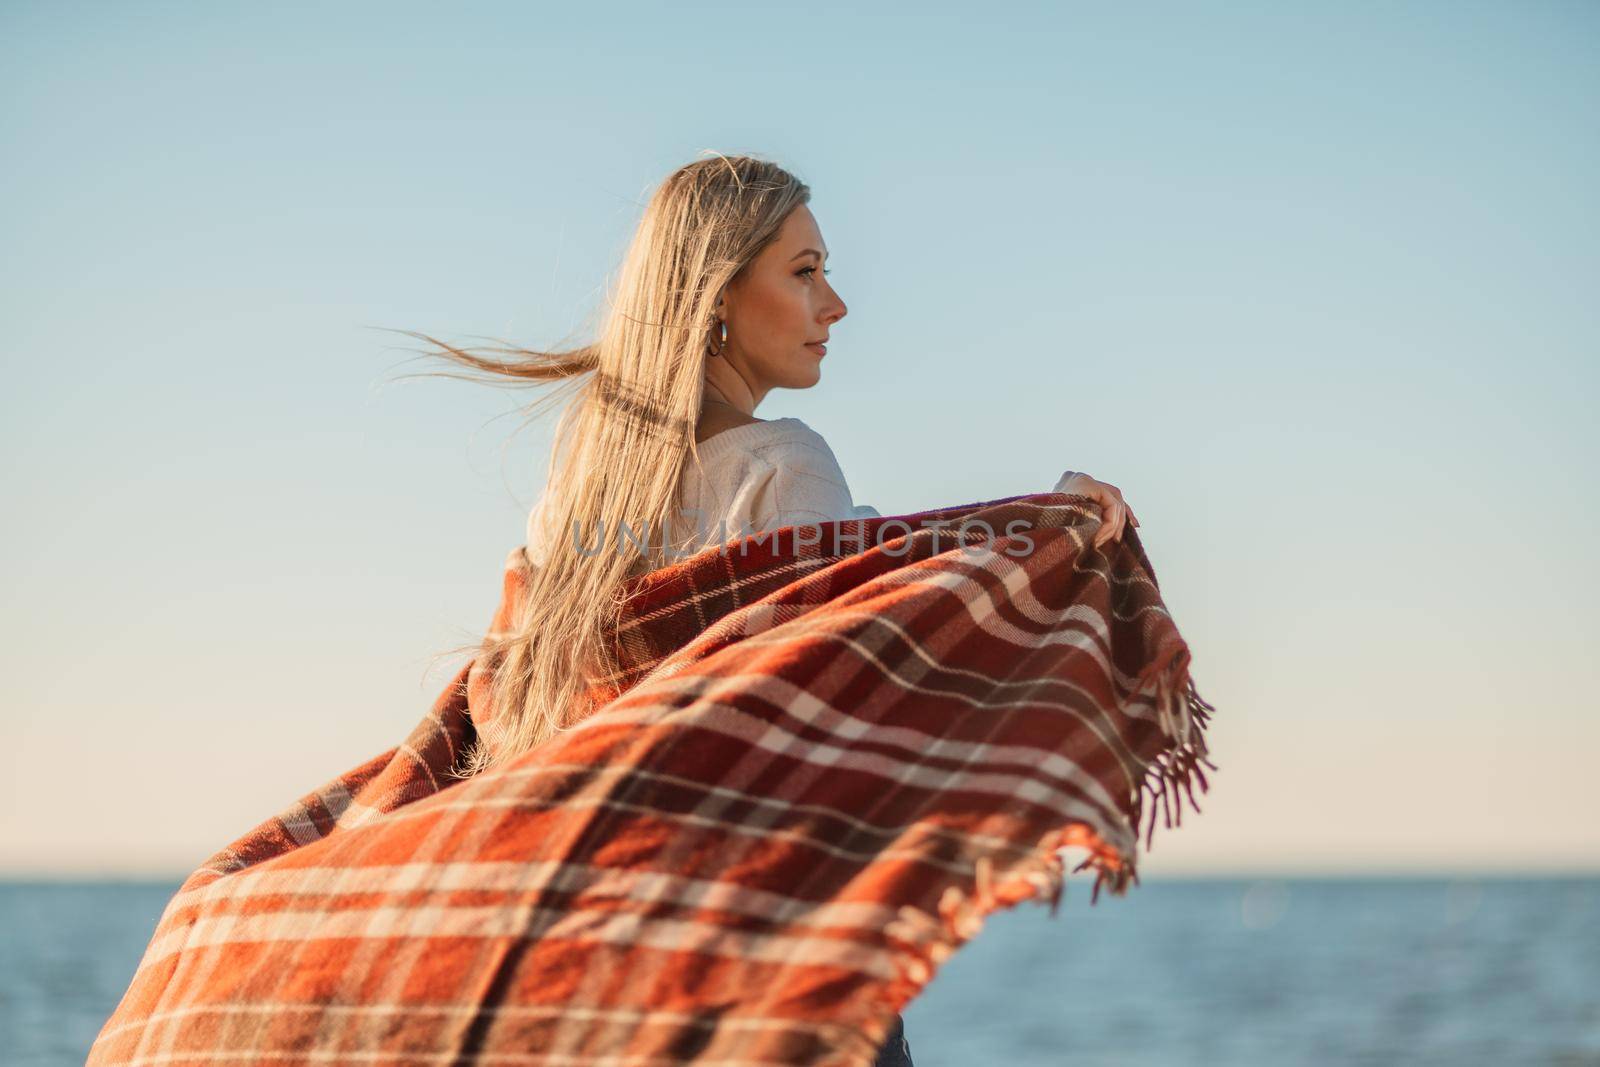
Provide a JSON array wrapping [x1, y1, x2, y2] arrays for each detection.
[[1091, 486, 1135, 548], [1108, 485, 1130, 542], [1067, 477, 1135, 547], [1094, 491, 1121, 547]]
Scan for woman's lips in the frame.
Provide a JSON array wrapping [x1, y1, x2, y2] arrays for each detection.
[[806, 342, 827, 356]]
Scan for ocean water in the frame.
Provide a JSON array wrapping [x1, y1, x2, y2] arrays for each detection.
[[4, 876, 1596, 1066]]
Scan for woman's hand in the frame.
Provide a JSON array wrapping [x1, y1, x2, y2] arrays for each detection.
[[1053, 470, 1140, 549]]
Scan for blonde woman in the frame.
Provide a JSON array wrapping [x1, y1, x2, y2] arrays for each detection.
[[408, 153, 1137, 1065]]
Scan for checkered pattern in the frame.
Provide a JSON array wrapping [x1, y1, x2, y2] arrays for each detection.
[[88, 491, 1217, 1066]]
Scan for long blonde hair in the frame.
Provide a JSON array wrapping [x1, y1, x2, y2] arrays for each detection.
[[390, 153, 811, 778]]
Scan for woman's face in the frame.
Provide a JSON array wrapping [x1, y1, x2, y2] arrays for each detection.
[[719, 204, 847, 398]]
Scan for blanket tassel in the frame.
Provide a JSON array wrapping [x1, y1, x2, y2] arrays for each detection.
[[837, 659, 1218, 1064]]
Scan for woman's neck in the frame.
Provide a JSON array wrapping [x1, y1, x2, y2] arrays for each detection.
[[701, 361, 763, 414], [696, 395, 762, 443]]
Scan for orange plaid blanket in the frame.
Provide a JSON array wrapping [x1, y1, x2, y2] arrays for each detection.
[[89, 491, 1217, 1066]]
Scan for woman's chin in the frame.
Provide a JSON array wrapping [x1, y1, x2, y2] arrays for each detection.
[[776, 362, 824, 390]]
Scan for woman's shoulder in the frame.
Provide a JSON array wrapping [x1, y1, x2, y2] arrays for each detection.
[[738, 420, 851, 486], [692, 415, 836, 463], [685, 416, 855, 508]]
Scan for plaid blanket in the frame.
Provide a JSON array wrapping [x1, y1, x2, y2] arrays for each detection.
[[88, 491, 1217, 1066]]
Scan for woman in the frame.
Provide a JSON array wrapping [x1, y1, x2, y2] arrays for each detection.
[[91, 153, 1209, 1067], [411, 153, 1139, 1065]]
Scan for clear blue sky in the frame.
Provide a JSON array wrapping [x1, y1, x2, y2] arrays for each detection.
[[3, 1, 1595, 876]]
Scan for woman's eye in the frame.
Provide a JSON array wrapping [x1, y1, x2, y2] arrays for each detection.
[[799, 267, 831, 279]]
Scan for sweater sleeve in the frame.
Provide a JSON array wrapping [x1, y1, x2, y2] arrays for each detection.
[[747, 437, 878, 532], [1052, 470, 1085, 493]]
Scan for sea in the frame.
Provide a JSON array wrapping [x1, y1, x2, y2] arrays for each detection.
[[3, 875, 1596, 1066]]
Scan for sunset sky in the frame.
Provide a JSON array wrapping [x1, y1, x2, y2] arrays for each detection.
[[3, 2, 1595, 877]]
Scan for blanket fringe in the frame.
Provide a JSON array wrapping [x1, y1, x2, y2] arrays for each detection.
[[1132, 666, 1219, 860], [841, 661, 1218, 1065], [842, 824, 1123, 1065]]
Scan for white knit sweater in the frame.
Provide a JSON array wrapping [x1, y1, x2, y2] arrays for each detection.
[[525, 417, 881, 567]]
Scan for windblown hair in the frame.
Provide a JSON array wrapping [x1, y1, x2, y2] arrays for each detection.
[[391, 153, 811, 778]]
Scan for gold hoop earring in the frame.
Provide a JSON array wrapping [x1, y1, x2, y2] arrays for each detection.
[[708, 318, 728, 357]]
